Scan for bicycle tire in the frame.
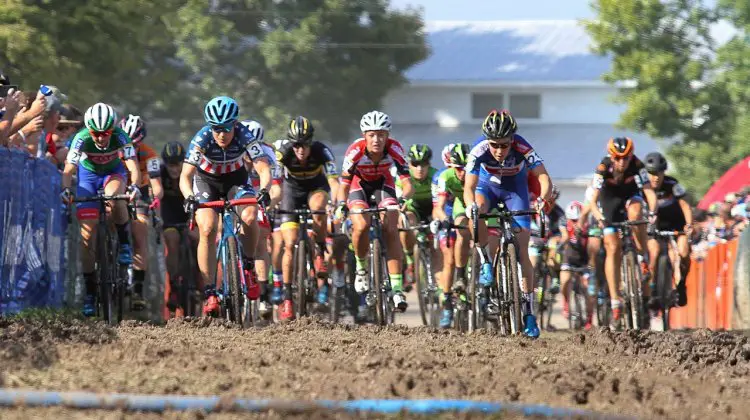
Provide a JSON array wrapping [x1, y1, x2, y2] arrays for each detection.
[[505, 243, 523, 335], [329, 280, 344, 323], [97, 227, 113, 324], [492, 246, 510, 335], [178, 230, 193, 316], [468, 248, 481, 332], [623, 251, 642, 330], [225, 238, 244, 326], [414, 244, 437, 326], [345, 249, 359, 319], [372, 238, 386, 326], [422, 250, 440, 327], [535, 265, 547, 330], [657, 254, 673, 331], [570, 277, 585, 330], [294, 240, 308, 319], [595, 271, 611, 328]]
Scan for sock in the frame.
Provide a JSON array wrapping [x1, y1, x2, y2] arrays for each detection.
[[404, 252, 413, 266], [83, 272, 96, 296], [272, 271, 282, 287], [355, 256, 367, 271], [524, 292, 535, 316], [390, 273, 403, 293], [283, 283, 293, 301], [133, 270, 145, 295], [116, 222, 130, 245], [611, 299, 621, 309]]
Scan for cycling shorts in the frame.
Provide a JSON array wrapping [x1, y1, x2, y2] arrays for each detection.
[[475, 180, 531, 230], [600, 191, 644, 226], [560, 241, 588, 271], [192, 168, 255, 206], [76, 162, 128, 220], [162, 199, 188, 228], [405, 198, 432, 223], [280, 175, 330, 228], [655, 203, 687, 232], [347, 177, 397, 209]]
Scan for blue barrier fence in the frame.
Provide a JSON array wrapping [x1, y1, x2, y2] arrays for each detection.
[[0, 148, 67, 314]]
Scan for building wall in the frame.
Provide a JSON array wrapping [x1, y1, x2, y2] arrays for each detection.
[[383, 84, 627, 126]]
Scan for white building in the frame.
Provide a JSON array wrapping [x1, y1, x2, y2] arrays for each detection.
[[380, 20, 663, 204]]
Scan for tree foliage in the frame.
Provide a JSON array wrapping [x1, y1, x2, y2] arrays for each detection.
[[584, 0, 750, 197]]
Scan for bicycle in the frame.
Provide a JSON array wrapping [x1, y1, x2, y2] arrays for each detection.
[[349, 202, 399, 326], [164, 222, 200, 317], [588, 231, 611, 328], [398, 221, 439, 327], [608, 220, 649, 330], [327, 230, 355, 324], [188, 197, 260, 327], [275, 206, 328, 319], [531, 238, 556, 331], [71, 193, 135, 325], [562, 266, 590, 330], [649, 229, 684, 331], [469, 202, 542, 335]]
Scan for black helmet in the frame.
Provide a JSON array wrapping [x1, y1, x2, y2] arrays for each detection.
[[287, 116, 314, 144], [408, 144, 432, 165], [446, 143, 471, 167], [607, 137, 634, 158], [644, 152, 668, 174], [162, 141, 185, 164], [481, 109, 517, 139]]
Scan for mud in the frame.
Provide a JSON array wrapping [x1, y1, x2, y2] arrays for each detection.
[[1, 316, 749, 419]]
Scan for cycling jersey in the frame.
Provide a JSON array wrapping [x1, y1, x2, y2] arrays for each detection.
[[66, 127, 136, 173], [277, 141, 338, 181], [160, 166, 187, 228], [592, 156, 649, 224], [341, 138, 409, 208], [466, 134, 543, 229], [397, 166, 437, 221], [545, 204, 566, 236], [248, 142, 282, 189], [433, 167, 465, 218], [134, 143, 161, 187], [654, 175, 687, 231], [561, 219, 588, 270], [185, 124, 267, 176]]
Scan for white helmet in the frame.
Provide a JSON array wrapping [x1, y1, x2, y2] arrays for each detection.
[[565, 201, 583, 220], [240, 119, 265, 142], [85, 103, 116, 132], [359, 110, 392, 132], [441, 143, 455, 166], [273, 139, 291, 151]]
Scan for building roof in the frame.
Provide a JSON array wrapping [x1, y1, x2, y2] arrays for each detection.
[[407, 20, 611, 83], [329, 124, 665, 182]]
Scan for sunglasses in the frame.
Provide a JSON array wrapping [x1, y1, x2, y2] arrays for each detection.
[[292, 143, 308, 149], [488, 141, 511, 150], [612, 155, 631, 161], [410, 161, 429, 167], [210, 123, 233, 133], [89, 129, 112, 137]]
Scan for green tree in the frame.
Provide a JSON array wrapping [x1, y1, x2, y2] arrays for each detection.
[[583, 0, 750, 197], [166, 0, 428, 142]]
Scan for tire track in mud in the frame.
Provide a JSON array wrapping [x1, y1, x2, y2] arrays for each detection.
[[1, 316, 749, 419]]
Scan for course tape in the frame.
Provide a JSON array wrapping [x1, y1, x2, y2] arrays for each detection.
[[0, 388, 634, 418]]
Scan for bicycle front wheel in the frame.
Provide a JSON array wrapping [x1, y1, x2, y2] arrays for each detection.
[[622, 251, 642, 330], [414, 244, 438, 327], [501, 243, 523, 335], [468, 247, 483, 332], [372, 238, 386, 326], [657, 254, 673, 331], [226, 238, 244, 326], [294, 240, 309, 319]]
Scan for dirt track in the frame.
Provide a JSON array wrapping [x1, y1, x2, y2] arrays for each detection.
[[1, 314, 750, 420]]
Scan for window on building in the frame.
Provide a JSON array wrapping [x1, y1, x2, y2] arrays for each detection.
[[471, 93, 504, 119], [509, 94, 541, 119]]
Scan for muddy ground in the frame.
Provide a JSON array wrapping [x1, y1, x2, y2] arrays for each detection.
[[1, 316, 749, 419]]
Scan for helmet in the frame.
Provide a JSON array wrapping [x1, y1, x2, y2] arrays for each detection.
[[565, 201, 583, 220], [84, 103, 116, 132], [607, 137, 634, 158], [408, 144, 432, 164], [445, 143, 471, 167], [644, 151, 667, 173], [481, 109, 517, 139], [273, 139, 291, 152], [203, 96, 239, 126], [440, 143, 455, 166], [161, 141, 185, 164], [240, 120, 265, 142], [550, 184, 561, 200], [360, 110, 392, 132], [287, 116, 314, 144], [119, 114, 146, 144]]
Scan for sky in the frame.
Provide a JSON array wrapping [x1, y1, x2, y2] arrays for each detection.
[[390, 0, 719, 21]]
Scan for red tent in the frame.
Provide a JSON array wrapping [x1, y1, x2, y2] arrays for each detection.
[[698, 156, 750, 209]]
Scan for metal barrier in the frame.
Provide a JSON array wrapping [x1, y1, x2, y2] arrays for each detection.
[[0, 149, 67, 314]]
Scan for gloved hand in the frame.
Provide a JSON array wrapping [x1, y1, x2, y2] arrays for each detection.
[[149, 197, 161, 210], [60, 187, 74, 204], [257, 188, 270, 208], [334, 201, 348, 221], [648, 211, 658, 226], [184, 195, 198, 215], [126, 184, 141, 201]]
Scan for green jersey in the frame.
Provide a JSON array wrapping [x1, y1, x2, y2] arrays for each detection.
[[66, 127, 135, 173], [396, 166, 437, 221], [433, 167, 464, 206]]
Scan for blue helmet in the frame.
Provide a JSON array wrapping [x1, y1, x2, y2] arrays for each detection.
[[204, 96, 239, 126]]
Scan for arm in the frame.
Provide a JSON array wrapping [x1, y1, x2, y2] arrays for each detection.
[[435, 194, 449, 221], [463, 173, 479, 211], [150, 177, 164, 200], [589, 188, 604, 222], [642, 184, 658, 214], [253, 157, 272, 191], [327, 177, 339, 205], [124, 159, 142, 187], [180, 164, 197, 199], [399, 177, 414, 200], [269, 183, 282, 208], [61, 162, 77, 190], [679, 198, 693, 230], [530, 163, 552, 202]]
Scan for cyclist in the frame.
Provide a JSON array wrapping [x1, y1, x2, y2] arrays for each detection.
[[398, 144, 438, 291], [432, 143, 472, 328], [336, 110, 413, 317], [464, 109, 552, 338], [269, 138, 291, 308], [160, 141, 198, 314], [580, 183, 606, 306], [644, 152, 691, 307], [530, 185, 566, 298], [241, 120, 282, 317], [276, 116, 339, 321], [180, 96, 272, 316], [559, 201, 594, 330], [61, 103, 142, 316], [119, 114, 163, 309], [587, 137, 658, 328]]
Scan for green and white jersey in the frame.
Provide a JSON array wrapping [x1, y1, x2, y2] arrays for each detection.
[[66, 127, 136, 173]]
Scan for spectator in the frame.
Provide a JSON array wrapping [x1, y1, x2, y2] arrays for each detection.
[[0, 73, 24, 146], [49, 103, 83, 168]]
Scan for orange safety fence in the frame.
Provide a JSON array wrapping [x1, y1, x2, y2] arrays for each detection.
[[670, 239, 738, 329]]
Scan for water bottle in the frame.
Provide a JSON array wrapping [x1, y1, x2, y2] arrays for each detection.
[[39, 85, 53, 96]]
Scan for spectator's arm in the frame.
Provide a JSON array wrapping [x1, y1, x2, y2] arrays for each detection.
[[0, 91, 22, 144], [9, 93, 46, 134]]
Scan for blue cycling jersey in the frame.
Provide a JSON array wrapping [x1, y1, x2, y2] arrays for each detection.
[[466, 134, 543, 188], [185, 123, 268, 176]]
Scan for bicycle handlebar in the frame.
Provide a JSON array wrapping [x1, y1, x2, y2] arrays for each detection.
[[649, 229, 685, 237], [188, 197, 258, 230], [349, 205, 399, 215], [608, 220, 649, 228], [72, 194, 131, 203], [275, 208, 328, 216]]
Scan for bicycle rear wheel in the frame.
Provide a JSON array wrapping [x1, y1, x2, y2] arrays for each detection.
[[657, 254, 673, 331], [226, 238, 244, 326]]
